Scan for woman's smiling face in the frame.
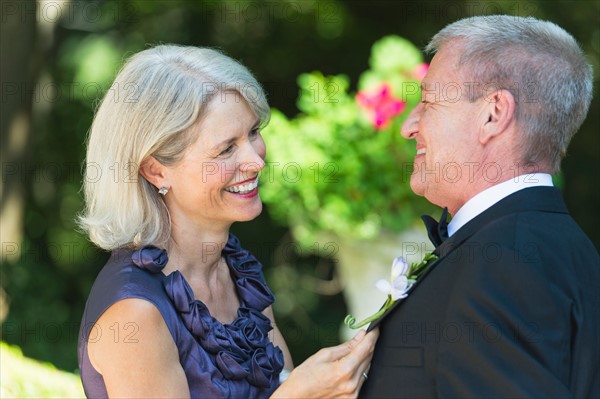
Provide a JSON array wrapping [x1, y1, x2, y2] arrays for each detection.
[[163, 91, 267, 229]]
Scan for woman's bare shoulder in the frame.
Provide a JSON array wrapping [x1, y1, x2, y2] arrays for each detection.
[[88, 298, 190, 398]]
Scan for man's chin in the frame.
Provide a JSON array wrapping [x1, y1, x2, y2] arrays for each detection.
[[409, 178, 426, 197], [410, 179, 445, 209]]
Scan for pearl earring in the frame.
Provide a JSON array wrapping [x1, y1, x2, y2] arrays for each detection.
[[158, 187, 169, 196]]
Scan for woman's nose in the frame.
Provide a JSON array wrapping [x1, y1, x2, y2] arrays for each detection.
[[241, 140, 266, 175]]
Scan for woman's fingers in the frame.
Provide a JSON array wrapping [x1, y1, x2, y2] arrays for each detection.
[[325, 328, 378, 396], [344, 328, 379, 367], [355, 366, 370, 394], [319, 329, 367, 362], [272, 328, 379, 399], [347, 329, 378, 396]]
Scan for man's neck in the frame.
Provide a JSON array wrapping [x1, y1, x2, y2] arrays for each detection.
[[447, 173, 554, 236]]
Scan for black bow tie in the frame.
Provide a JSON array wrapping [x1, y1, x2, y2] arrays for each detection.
[[421, 207, 449, 248]]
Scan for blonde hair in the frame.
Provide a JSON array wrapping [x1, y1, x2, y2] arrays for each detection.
[[78, 45, 269, 250]]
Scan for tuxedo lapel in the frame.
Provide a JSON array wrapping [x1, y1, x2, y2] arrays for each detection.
[[438, 186, 567, 258], [367, 187, 568, 331], [367, 255, 443, 331], [367, 231, 472, 331]]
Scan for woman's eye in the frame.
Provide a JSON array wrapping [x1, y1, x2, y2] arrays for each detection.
[[250, 128, 260, 138], [219, 145, 234, 156]]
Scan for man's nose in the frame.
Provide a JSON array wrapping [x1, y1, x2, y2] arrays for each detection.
[[400, 103, 423, 139]]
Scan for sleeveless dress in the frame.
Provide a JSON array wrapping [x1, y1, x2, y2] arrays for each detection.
[[78, 234, 284, 398]]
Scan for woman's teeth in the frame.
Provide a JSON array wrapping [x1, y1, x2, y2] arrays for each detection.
[[225, 178, 258, 194], [416, 148, 426, 155]]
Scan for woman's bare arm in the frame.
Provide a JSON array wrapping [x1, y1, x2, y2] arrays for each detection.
[[88, 298, 190, 398]]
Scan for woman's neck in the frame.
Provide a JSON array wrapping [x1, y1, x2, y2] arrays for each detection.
[[164, 222, 241, 323], [162, 219, 231, 284]]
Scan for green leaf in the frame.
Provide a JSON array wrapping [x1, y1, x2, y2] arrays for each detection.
[[370, 35, 423, 73]]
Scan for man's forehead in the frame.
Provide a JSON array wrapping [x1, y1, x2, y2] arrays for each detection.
[[422, 49, 464, 89], [421, 79, 442, 92]]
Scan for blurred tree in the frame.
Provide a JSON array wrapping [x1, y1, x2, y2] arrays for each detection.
[[1, 0, 37, 266]]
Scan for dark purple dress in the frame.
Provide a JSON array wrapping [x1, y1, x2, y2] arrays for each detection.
[[78, 234, 284, 398]]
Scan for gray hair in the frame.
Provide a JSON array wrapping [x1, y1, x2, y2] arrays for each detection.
[[426, 15, 593, 173], [78, 45, 269, 250]]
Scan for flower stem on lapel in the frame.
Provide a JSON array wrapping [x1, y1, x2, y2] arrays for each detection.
[[344, 252, 438, 329]]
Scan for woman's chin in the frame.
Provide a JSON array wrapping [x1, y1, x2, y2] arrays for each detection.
[[234, 202, 263, 223]]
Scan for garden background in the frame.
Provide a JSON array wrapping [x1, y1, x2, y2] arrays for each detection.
[[1, 0, 598, 396]]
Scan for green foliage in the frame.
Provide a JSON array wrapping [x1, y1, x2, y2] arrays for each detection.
[[0, 341, 84, 398], [369, 36, 423, 73], [261, 36, 435, 247]]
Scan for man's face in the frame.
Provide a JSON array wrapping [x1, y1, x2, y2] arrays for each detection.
[[400, 43, 488, 212]]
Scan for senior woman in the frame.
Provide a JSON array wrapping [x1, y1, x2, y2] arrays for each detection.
[[77, 45, 378, 398]]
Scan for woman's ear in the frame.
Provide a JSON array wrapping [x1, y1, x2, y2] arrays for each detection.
[[139, 156, 168, 189], [479, 89, 516, 145]]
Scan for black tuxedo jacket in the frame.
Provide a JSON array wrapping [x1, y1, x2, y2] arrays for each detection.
[[361, 187, 599, 398]]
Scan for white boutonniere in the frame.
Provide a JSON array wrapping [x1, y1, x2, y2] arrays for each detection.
[[344, 252, 438, 329]]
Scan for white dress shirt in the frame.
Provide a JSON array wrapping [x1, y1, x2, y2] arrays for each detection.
[[447, 173, 554, 237]]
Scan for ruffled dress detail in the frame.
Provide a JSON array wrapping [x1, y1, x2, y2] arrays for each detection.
[[131, 234, 284, 396]]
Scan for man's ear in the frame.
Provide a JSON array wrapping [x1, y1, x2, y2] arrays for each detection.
[[139, 156, 168, 189], [479, 89, 516, 145]]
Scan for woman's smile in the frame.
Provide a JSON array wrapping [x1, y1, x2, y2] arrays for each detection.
[[224, 177, 259, 198]]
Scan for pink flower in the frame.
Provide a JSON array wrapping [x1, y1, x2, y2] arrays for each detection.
[[356, 84, 406, 129], [412, 63, 429, 80]]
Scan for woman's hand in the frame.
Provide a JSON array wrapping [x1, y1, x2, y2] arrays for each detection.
[[271, 328, 379, 398]]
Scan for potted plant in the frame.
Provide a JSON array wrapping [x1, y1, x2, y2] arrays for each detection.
[[261, 36, 436, 328]]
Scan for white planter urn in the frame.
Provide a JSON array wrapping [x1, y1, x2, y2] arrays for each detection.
[[321, 228, 432, 339]]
